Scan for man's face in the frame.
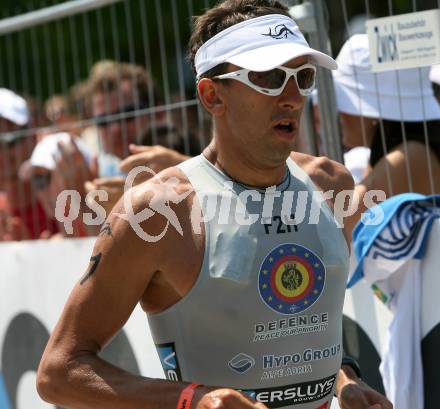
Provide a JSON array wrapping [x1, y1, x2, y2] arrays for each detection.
[[92, 79, 151, 159], [0, 117, 20, 133], [339, 112, 377, 149], [31, 167, 58, 218], [0, 118, 33, 187], [215, 56, 308, 166]]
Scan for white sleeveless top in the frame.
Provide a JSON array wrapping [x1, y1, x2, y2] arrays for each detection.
[[147, 155, 349, 408]]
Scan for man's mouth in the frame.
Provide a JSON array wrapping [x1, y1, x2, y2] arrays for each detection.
[[273, 119, 297, 135]]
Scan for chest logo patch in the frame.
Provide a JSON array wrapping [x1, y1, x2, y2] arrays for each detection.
[[258, 243, 326, 315]]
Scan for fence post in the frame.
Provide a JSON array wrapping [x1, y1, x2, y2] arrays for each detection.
[[308, 0, 343, 163], [290, 0, 343, 163]]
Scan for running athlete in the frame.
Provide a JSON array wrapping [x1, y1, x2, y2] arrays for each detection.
[[37, 1, 392, 409]]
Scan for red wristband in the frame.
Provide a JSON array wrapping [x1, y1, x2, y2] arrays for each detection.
[[177, 383, 201, 409]]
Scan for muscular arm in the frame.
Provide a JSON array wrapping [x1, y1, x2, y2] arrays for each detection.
[[37, 170, 265, 409], [37, 186, 180, 408]]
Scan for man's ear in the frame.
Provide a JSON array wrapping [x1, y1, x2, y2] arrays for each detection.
[[197, 78, 225, 116]]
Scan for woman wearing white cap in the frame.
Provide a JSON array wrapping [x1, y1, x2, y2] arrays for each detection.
[[0, 88, 60, 240], [332, 34, 440, 233]]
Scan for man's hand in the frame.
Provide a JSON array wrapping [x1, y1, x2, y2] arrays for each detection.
[[337, 365, 393, 409], [85, 176, 125, 217], [119, 144, 189, 178], [55, 136, 97, 196], [194, 388, 268, 409]]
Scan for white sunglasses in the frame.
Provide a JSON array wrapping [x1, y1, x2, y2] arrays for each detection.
[[213, 63, 316, 96]]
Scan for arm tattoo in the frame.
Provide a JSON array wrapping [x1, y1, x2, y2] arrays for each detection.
[[99, 222, 113, 237], [80, 253, 102, 285]]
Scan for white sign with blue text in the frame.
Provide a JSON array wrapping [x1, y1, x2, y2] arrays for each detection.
[[367, 9, 440, 72]]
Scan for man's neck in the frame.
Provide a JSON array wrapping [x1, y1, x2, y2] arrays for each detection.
[[203, 140, 288, 188]]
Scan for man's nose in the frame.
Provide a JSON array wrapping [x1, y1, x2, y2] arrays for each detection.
[[278, 76, 304, 110]]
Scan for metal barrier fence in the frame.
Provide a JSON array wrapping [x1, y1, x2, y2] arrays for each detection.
[[0, 0, 439, 241], [0, 0, 218, 240]]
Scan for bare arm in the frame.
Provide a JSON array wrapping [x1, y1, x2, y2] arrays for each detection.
[[119, 144, 191, 177], [37, 173, 266, 409], [344, 141, 440, 236], [37, 186, 178, 408]]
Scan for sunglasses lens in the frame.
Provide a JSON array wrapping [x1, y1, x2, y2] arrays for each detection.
[[248, 69, 286, 90], [297, 67, 316, 91], [32, 173, 51, 190]]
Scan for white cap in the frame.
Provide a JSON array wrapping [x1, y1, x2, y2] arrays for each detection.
[[0, 88, 30, 126], [333, 34, 440, 121], [195, 14, 337, 78], [30, 132, 92, 170], [429, 64, 440, 85]]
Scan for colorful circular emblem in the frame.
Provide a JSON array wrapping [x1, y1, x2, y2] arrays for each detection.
[[258, 243, 326, 315]]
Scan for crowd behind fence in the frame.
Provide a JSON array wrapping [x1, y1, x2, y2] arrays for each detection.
[[0, 0, 439, 242]]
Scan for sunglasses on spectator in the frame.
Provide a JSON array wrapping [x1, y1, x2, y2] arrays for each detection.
[[31, 172, 51, 191], [93, 103, 149, 128], [0, 133, 28, 147], [213, 63, 316, 96]]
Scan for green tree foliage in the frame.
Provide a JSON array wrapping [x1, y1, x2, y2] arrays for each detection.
[[0, 0, 214, 101]]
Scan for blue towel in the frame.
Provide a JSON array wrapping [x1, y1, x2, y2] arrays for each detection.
[[348, 193, 440, 289], [348, 193, 440, 409], [0, 372, 11, 409]]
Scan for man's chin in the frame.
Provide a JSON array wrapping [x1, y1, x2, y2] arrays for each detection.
[[263, 144, 294, 166], [273, 135, 297, 156]]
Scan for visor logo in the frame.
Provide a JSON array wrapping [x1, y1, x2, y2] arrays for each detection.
[[262, 24, 295, 39]]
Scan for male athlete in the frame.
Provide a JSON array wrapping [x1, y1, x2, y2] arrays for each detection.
[[37, 1, 393, 408]]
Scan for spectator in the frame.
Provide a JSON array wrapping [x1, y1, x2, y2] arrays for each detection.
[[25, 95, 50, 132], [0, 88, 58, 240], [44, 81, 101, 139], [42, 62, 201, 233], [88, 60, 191, 176], [22, 132, 94, 238], [70, 80, 100, 155], [84, 61, 196, 219], [45, 95, 71, 127], [328, 34, 440, 234]]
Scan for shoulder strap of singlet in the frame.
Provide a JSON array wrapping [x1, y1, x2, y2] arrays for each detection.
[[178, 154, 232, 193]]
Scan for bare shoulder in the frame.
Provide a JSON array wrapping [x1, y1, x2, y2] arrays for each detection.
[[290, 151, 354, 194], [81, 165, 195, 272], [106, 165, 195, 246], [127, 165, 193, 208], [64, 164, 198, 312]]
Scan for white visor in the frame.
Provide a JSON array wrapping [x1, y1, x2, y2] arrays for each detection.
[[195, 14, 337, 78]]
